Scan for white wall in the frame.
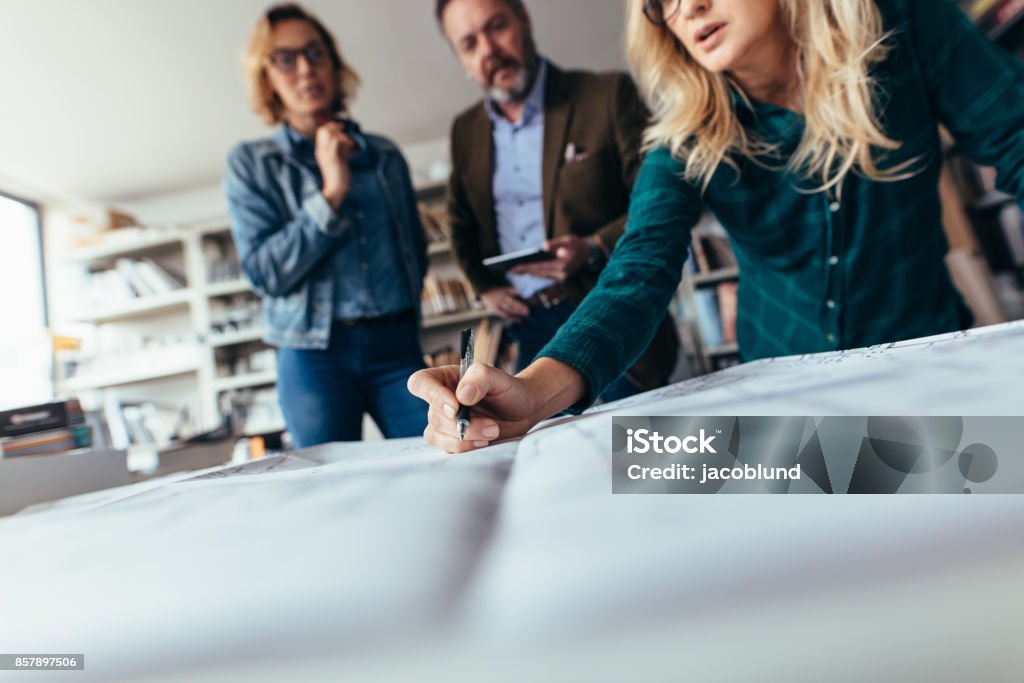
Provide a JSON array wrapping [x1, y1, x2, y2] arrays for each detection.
[[113, 137, 451, 225]]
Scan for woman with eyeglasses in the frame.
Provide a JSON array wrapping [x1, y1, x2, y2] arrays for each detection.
[[225, 3, 429, 446], [409, 0, 1024, 453]]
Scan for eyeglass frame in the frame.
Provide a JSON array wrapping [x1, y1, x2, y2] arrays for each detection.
[[264, 40, 333, 73], [642, 0, 683, 26]]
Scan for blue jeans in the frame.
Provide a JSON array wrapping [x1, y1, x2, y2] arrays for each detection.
[[507, 299, 641, 404], [276, 316, 428, 447]]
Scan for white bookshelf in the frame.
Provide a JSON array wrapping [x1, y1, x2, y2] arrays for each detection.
[[71, 288, 193, 324], [50, 186, 488, 443], [205, 279, 251, 297], [213, 370, 278, 393], [54, 226, 223, 435], [208, 327, 265, 348], [63, 229, 187, 262], [62, 356, 201, 392]]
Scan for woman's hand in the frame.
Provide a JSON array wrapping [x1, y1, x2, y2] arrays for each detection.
[[315, 120, 356, 209], [407, 358, 588, 454]]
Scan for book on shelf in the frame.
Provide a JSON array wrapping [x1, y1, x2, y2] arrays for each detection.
[[424, 347, 460, 368], [692, 289, 724, 348], [139, 258, 185, 291], [424, 318, 505, 369], [421, 274, 479, 318], [998, 204, 1024, 266], [473, 318, 505, 367], [991, 0, 1024, 29], [418, 202, 450, 245], [88, 258, 185, 304], [103, 396, 194, 450], [677, 259, 741, 356], [965, 0, 1024, 28], [710, 354, 743, 373], [689, 215, 737, 274], [965, 0, 1004, 19], [717, 281, 739, 345]]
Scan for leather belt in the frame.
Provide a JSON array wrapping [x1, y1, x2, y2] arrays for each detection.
[[333, 308, 416, 326], [524, 283, 570, 310]]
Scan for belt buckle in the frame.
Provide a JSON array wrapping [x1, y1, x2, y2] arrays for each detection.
[[537, 287, 563, 310]]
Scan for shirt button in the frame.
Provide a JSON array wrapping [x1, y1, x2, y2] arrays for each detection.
[[826, 300, 836, 309], [361, 263, 368, 270], [829, 255, 839, 266], [829, 201, 840, 213], [359, 237, 367, 245], [827, 333, 837, 343]]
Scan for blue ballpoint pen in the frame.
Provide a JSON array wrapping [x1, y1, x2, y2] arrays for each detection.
[[457, 328, 474, 441]]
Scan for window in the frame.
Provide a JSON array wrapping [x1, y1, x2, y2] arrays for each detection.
[[0, 191, 51, 410]]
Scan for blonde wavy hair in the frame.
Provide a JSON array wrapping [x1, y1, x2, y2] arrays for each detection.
[[243, 3, 361, 125], [626, 0, 914, 194]]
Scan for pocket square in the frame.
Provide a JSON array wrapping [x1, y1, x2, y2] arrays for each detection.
[[563, 142, 591, 164]]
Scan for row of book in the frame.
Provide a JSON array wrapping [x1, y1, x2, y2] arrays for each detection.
[[103, 397, 194, 450], [0, 399, 92, 458], [220, 387, 285, 438], [424, 318, 506, 369], [209, 294, 262, 337], [216, 348, 276, 379], [202, 235, 243, 284], [84, 257, 185, 306], [679, 258, 737, 352], [421, 274, 482, 318], [418, 202, 451, 245]]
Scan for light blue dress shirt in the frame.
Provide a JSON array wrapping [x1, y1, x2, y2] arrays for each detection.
[[486, 59, 555, 300]]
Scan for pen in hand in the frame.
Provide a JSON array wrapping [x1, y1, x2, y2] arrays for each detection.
[[457, 327, 474, 441]]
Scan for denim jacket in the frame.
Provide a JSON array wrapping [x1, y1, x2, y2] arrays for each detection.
[[224, 125, 428, 350]]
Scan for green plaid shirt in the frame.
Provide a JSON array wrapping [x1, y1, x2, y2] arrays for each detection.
[[540, 0, 1024, 408]]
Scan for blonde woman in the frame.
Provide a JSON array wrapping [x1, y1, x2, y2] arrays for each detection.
[[225, 4, 428, 446], [410, 0, 1024, 453]]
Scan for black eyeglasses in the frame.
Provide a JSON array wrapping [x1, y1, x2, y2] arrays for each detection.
[[642, 0, 682, 26], [266, 41, 330, 72]]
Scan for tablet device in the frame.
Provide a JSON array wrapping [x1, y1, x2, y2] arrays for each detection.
[[483, 247, 556, 271]]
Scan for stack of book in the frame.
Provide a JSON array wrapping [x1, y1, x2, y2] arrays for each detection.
[[0, 399, 92, 458]]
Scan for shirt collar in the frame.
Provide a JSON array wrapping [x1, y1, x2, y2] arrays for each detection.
[[485, 57, 548, 127], [275, 117, 371, 162], [283, 122, 314, 155]]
